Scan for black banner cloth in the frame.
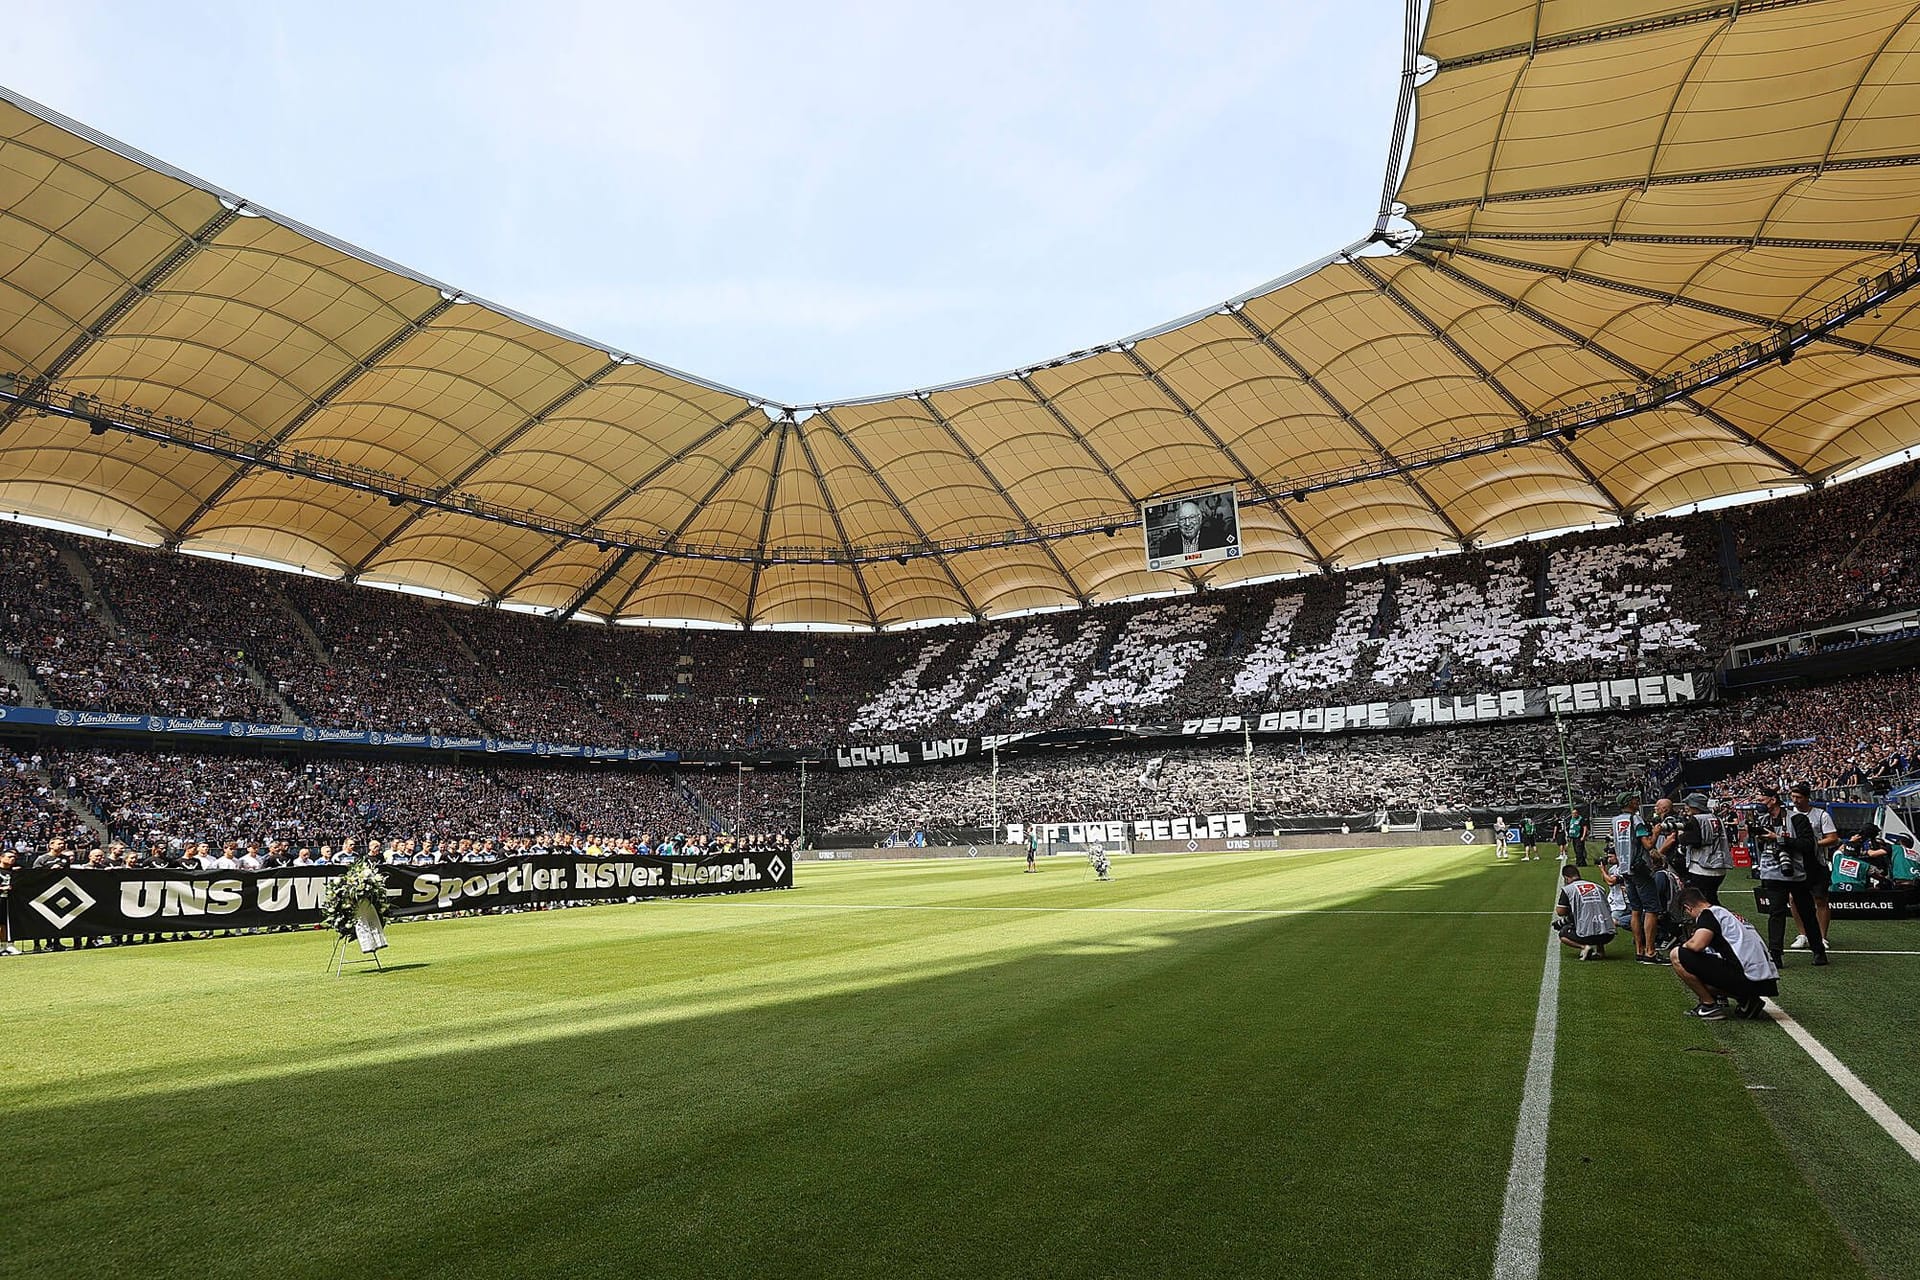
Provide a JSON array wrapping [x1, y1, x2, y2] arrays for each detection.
[[5, 850, 793, 940]]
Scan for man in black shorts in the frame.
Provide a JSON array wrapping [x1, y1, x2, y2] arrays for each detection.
[[1669, 887, 1779, 1020], [1553, 864, 1615, 959]]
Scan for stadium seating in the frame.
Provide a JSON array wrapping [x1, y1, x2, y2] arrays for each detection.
[[0, 461, 1917, 764]]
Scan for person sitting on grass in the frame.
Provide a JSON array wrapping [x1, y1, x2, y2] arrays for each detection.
[[1669, 887, 1779, 1021], [1554, 864, 1615, 960]]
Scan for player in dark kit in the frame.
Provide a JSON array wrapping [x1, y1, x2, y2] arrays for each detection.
[[1519, 815, 1540, 862]]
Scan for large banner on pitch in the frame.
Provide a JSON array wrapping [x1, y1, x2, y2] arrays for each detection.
[[4, 850, 793, 940]]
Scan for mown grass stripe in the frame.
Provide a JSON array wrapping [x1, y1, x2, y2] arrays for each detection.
[[1767, 999, 1920, 1162], [1493, 911, 1559, 1280]]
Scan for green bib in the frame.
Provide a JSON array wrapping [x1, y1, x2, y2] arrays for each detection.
[[1829, 853, 1872, 891], [1891, 841, 1919, 881]]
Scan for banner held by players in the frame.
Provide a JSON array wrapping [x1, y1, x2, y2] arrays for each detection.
[[5, 849, 794, 941]]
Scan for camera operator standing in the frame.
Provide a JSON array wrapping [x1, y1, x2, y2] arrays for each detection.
[[1754, 786, 1830, 966], [1785, 781, 1839, 954], [1674, 793, 1729, 905], [1611, 792, 1662, 964]]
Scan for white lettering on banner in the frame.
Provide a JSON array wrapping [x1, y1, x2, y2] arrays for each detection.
[[20, 857, 791, 940], [1010, 815, 1248, 843], [257, 875, 335, 912], [574, 862, 667, 891], [1165, 671, 1704, 740], [669, 860, 763, 886], [163, 880, 212, 916], [125, 878, 249, 917]]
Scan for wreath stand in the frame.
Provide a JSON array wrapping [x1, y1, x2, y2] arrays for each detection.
[[326, 898, 390, 976], [326, 932, 386, 975]]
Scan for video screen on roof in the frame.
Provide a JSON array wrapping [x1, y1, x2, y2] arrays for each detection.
[[1143, 486, 1241, 572]]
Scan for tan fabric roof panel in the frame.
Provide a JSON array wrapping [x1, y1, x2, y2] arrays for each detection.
[[5, 0, 1920, 625]]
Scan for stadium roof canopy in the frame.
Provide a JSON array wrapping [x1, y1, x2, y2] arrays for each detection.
[[4, 0, 1920, 629]]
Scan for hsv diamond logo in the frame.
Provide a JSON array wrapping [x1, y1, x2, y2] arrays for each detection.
[[768, 856, 787, 881], [30, 876, 97, 930]]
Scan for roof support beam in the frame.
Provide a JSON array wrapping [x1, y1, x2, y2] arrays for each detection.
[[557, 546, 637, 622], [815, 409, 985, 621], [1372, 0, 1425, 233], [487, 404, 764, 604], [915, 396, 1088, 605], [1219, 307, 1470, 546], [171, 294, 458, 542], [1010, 373, 1141, 506], [1109, 346, 1332, 566], [1405, 150, 1920, 217], [611, 423, 782, 621], [1013, 371, 1319, 569], [791, 421, 880, 629], [741, 420, 791, 626], [1344, 255, 1631, 523], [0, 206, 239, 441], [1434, 242, 1920, 373], [1418, 230, 1918, 254], [1437, 0, 1823, 71], [1408, 248, 1815, 483], [351, 357, 622, 575]]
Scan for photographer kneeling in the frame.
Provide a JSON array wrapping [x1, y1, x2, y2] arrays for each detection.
[[1554, 864, 1616, 960], [1669, 887, 1779, 1020]]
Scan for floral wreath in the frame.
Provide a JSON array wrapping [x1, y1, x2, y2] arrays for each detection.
[[319, 859, 391, 938]]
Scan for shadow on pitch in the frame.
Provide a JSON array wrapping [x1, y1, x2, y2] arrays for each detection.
[[11, 853, 1557, 1280]]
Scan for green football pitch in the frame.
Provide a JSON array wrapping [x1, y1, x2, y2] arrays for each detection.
[[5, 846, 1916, 1279]]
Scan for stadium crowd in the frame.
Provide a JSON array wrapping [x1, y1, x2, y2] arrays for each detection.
[[39, 748, 726, 850], [1, 461, 1915, 754], [808, 712, 1697, 836], [2, 461, 1919, 924]]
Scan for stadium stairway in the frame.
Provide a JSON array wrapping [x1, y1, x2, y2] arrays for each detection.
[[270, 585, 334, 663], [239, 661, 303, 726], [42, 763, 108, 842], [436, 615, 489, 670], [671, 772, 728, 834], [0, 651, 49, 706], [53, 539, 126, 635]]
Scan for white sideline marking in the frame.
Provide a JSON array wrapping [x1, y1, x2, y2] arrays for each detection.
[[702, 901, 1540, 918], [1492, 911, 1561, 1280], [1766, 1000, 1920, 1162], [1828, 949, 1920, 956]]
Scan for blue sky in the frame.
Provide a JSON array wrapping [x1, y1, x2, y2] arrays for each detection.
[[6, 1, 1404, 405]]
